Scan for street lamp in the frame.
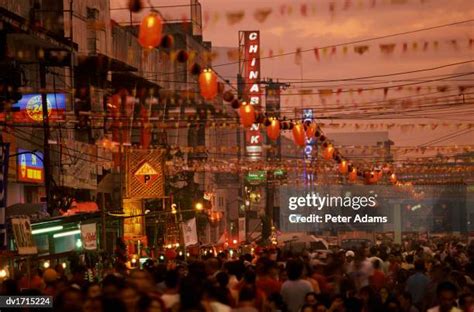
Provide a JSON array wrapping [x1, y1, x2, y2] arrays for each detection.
[[195, 202, 204, 211]]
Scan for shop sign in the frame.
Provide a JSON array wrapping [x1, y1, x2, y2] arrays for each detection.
[[12, 93, 66, 122], [80, 223, 97, 251], [134, 162, 158, 186], [17, 149, 44, 183]]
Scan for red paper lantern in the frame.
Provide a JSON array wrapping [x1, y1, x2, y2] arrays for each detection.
[[348, 168, 357, 181], [389, 173, 397, 184], [322, 144, 335, 160], [266, 118, 280, 140], [199, 69, 218, 100], [365, 171, 378, 184], [292, 123, 306, 146], [306, 123, 317, 138], [339, 160, 348, 174], [239, 103, 255, 127], [138, 12, 163, 49]]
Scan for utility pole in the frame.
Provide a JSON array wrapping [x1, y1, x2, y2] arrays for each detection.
[[40, 63, 52, 215]]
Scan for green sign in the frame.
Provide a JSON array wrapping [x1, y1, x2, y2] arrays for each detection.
[[246, 171, 266, 184], [273, 169, 285, 176]]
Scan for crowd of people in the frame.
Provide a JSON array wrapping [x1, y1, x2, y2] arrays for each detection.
[[1, 237, 473, 312]]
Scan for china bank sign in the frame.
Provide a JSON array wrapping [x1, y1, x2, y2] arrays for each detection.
[[242, 31, 262, 160]]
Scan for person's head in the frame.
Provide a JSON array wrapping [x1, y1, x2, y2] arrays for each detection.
[[315, 303, 327, 312], [373, 259, 381, 270], [102, 274, 126, 298], [83, 296, 102, 312], [239, 285, 257, 305], [436, 281, 458, 311], [55, 287, 84, 312], [301, 303, 316, 312], [205, 258, 221, 276], [120, 284, 140, 312], [164, 269, 180, 290], [180, 275, 205, 310], [86, 282, 101, 299], [286, 258, 305, 281], [398, 291, 413, 309], [305, 292, 318, 305], [405, 254, 414, 264], [459, 293, 474, 311], [216, 271, 229, 288], [414, 259, 425, 272], [345, 251, 355, 262], [385, 298, 401, 312]]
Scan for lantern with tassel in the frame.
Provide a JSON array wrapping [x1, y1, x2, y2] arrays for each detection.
[[239, 103, 255, 127], [138, 12, 163, 49], [267, 118, 280, 140], [339, 160, 348, 174], [292, 123, 306, 146], [322, 144, 335, 160], [199, 68, 218, 100]]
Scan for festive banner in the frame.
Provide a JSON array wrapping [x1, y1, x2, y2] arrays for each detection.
[[181, 218, 198, 247], [11, 217, 37, 255], [80, 223, 97, 251]]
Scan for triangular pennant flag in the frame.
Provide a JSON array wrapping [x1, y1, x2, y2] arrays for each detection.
[[254, 8, 272, 23], [354, 45, 369, 55], [226, 11, 245, 25], [314, 48, 320, 61], [379, 43, 396, 54]]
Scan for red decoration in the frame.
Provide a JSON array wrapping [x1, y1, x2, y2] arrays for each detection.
[[348, 168, 357, 181], [322, 144, 335, 160], [138, 12, 163, 49], [305, 122, 317, 138], [266, 118, 280, 140], [365, 171, 378, 184], [239, 103, 255, 127], [199, 69, 218, 100], [339, 160, 348, 174], [389, 173, 397, 184], [292, 123, 306, 146]]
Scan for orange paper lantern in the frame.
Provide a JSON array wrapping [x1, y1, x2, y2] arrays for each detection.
[[239, 103, 255, 127], [322, 145, 335, 160], [138, 12, 163, 49], [199, 69, 218, 100], [348, 168, 357, 181], [292, 123, 306, 146], [339, 160, 348, 174], [365, 171, 378, 184], [267, 118, 280, 140]]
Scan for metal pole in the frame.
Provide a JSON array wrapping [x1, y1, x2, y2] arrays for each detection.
[[40, 64, 52, 215], [101, 193, 107, 251]]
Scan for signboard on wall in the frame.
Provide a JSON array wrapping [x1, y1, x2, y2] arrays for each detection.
[[80, 223, 97, 250], [126, 150, 164, 199], [17, 149, 44, 183], [11, 217, 37, 255], [12, 94, 66, 122]]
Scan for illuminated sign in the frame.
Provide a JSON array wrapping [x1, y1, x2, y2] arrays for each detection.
[[134, 162, 158, 186], [17, 149, 44, 183], [12, 94, 66, 122], [303, 109, 315, 161], [246, 171, 266, 184], [241, 31, 263, 160], [243, 31, 261, 107]]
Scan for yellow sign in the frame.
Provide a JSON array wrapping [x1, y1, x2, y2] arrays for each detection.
[[134, 162, 158, 176]]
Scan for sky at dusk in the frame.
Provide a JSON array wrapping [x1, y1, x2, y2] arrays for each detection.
[[111, 0, 474, 150]]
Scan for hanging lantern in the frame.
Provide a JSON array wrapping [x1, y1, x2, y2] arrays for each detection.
[[306, 123, 317, 138], [230, 99, 240, 109], [199, 68, 218, 100], [267, 118, 280, 140], [176, 50, 189, 63], [127, 0, 143, 13], [365, 171, 378, 184], [223, 90, 235, 102], [190, 63, 201, 75], [322, 144, 335, 160], [339, 160, 348, 174], [239, 102, 255, 127], [138, 12, 163, 49], [348, 168, 357, 182], [389, 173, 397, 184], [292, 123, 306, 146]]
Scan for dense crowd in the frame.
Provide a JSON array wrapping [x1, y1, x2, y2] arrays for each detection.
[[1, 238, 473, 312]]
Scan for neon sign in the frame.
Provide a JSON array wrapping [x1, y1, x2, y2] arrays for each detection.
[[12, 94, 66, 122]]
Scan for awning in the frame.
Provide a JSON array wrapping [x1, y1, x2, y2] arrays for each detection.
[[6, 203, 50, 222]]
